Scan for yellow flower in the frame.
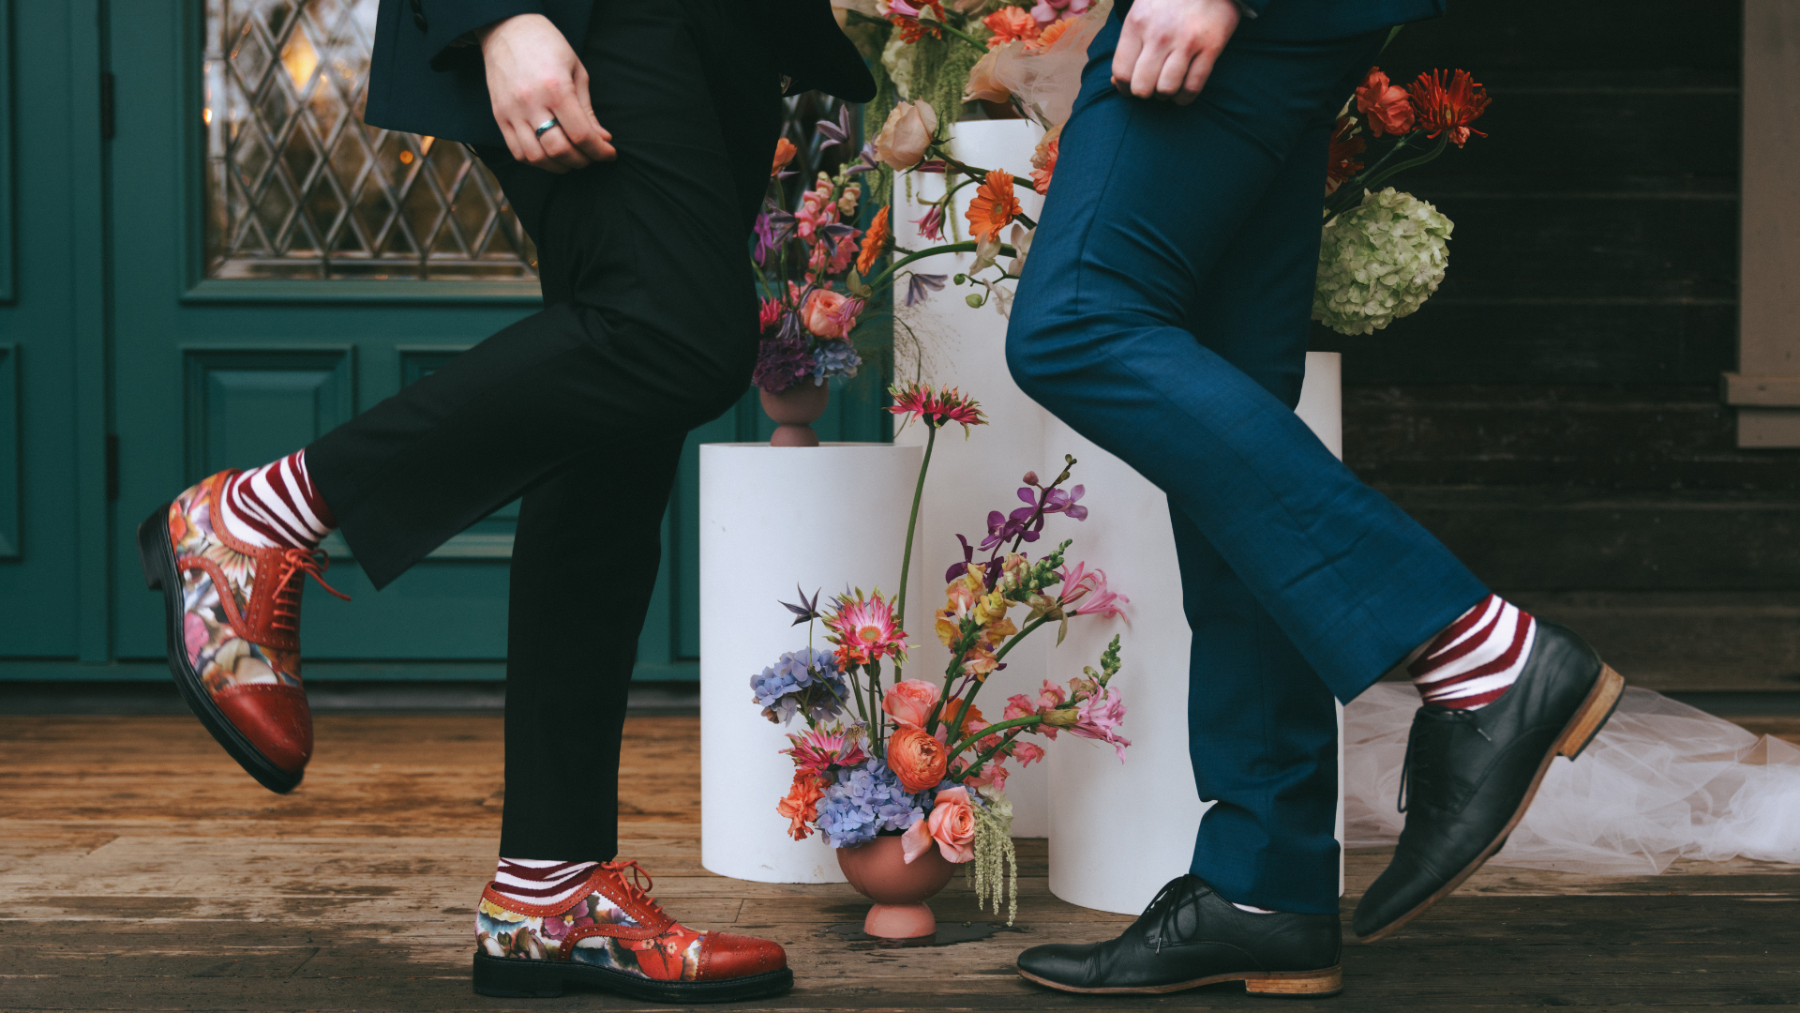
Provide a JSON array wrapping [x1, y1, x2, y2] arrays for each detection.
[[974, 589, 1010, 627], [983, 614, 1019, 648]]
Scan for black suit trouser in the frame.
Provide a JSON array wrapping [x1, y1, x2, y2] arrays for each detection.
[[306, 0, 782, 860]]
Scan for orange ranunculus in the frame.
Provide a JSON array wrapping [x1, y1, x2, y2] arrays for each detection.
[[771, 136, 798, 176], [883, 678, 941, 727], [1354, 67, 1414, 138], [1030, 124, 1060, 196], [983, 7, 1039, 47], [901, 785, 977, 863], [1325, 116, 1366, 195], [856, 206, 891, 276], [777, 770, 828, 840], [965, 169, 1022, 241], [1408, 68, 1490, 147], [887, 725, 949, 793]]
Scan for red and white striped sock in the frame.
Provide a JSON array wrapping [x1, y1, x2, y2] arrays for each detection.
[[1409, 595, 1537, 711], [489, 858, 601, 908], [217, 451, 336, 551]]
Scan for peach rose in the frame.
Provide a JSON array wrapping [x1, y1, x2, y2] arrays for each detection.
[[802, 288, 856, 339], [882, 678, 940, 727], [873, 101, 939, 170], [901, 786, 977, 864], [964, 48, 1011, 104], [887, 724, 949, 793]]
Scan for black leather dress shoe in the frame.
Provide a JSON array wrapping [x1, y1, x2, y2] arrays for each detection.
[[1016, 875, 1343, 997], [1353, 621, 1625, 942]]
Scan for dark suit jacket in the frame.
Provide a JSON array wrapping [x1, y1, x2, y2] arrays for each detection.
[[1120, 0, 1447, 40], [364, 0, 875, 146]]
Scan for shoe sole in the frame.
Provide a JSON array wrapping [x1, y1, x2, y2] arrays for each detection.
[[1356, 663, 1627, 944], [1018, 964, 1342, 997], [136, 504, 303, 795], [471, 952, 793, 1002]]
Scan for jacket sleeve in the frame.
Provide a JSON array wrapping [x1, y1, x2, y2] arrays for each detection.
[[413, 0, 546, 71]]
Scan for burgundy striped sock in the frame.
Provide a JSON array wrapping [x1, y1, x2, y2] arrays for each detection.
[[488, 858, 602, 908], [1409, 595, 1536, 711], [217, 451, 336, 551]]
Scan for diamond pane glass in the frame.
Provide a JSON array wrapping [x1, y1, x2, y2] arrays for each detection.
[[203, 0, 538, 280]]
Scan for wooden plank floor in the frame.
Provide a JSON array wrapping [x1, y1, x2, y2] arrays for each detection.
[[2, 712, 1797, 1011]]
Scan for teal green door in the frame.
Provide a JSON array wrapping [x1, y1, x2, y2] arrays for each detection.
[[0, 0, 887, 682]]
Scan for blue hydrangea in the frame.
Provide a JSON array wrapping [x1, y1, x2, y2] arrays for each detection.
[[811, 340, 861, 384], [816, 760, 927, 848], [749, 647, 848, 724]]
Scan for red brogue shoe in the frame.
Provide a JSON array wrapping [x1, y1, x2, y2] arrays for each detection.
[[472, 860, 792, 1001], [135, 471, 348, 793]]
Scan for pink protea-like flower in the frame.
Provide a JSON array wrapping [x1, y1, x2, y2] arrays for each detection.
[[782, 728, 869, 772], [887, 382, 987, 435], [1070, 685, 1130, 762], [758, 297, 783, 334], [1058, 561, 1129, 618], [825, 589, 907, 669], [912, 203, 946, 241]]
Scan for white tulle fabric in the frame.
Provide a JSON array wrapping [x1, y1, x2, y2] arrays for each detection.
[[1345, 683, 1800, 874]]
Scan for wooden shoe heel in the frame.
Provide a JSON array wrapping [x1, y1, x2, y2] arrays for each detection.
[[1555, 664, 1625, 760], [1244, 966, 1344, 997]]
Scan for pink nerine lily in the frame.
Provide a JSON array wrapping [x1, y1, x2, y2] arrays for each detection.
[[1070, 685, 1131, 762], [1059, 561, 1128, 619]]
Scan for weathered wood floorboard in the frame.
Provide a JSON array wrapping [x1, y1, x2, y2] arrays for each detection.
[[2, 713, 1796, 1010]]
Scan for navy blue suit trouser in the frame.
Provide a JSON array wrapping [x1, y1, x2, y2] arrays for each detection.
[[1006, 16, 1489, 913]]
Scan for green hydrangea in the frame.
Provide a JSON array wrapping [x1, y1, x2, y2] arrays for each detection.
[[1312, 188, 1454, 336]]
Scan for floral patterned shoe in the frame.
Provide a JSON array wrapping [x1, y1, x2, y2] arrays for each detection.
[[473, 860, 792, 1001], [135, 471, 347, 794]]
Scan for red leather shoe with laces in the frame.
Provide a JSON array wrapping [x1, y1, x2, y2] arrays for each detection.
[[135, 471, 349, 793], [472, 860, 792, 1001]]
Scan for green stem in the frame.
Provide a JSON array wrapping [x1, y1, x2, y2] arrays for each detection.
[[868, 659, 884, 754], [948, 714, 1045, 762], [863, 241, 1019, 292], [992, 615, 1050, 663], [935, 153, 1042, 195], [894, 423, 937, 642], [925, 630, 979, 736], [934, 21, 989, 51], [1356, 136, 1449, 192], [960, 727, 1026, 779]]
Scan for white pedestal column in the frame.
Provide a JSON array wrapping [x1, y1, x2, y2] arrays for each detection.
[[893, 119, 1056, 836], [699, 443, 928, 884], [1048, 353, 1345, 915]]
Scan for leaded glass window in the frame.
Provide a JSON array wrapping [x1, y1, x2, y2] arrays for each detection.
[[202, 0, 537, 280]]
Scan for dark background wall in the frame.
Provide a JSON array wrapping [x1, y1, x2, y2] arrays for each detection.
[[1313, 1, 1800, 691]]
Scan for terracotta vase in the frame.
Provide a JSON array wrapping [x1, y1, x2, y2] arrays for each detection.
[[835, 836, 956, 939], [760, 382, 830, 447]]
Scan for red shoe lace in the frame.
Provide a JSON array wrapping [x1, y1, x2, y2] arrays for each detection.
[[601, 860, 669, 920], [271, 547, 350, 636]]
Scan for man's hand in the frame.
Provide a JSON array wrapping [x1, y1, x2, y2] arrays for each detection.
[[479, 14, 616, 172], [1111, 0, 1240, 105]]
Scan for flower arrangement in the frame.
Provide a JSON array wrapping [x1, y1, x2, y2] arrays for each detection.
[[749, 383, 1131, 922], [1312, 65, 1492, 335]]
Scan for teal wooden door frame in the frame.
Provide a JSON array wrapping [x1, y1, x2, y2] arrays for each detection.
[[0, 0, 890, 684]]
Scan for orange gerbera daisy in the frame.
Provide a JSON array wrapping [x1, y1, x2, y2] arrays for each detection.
[[1026, 17, 1071, 52], [965, 169, 1022, 241], [856, 206, 891, 276], [1407, 69, 1491, 147], [1325, 116, 1365, 195]]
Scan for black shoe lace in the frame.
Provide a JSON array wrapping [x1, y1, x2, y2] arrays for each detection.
[[1398, 708, 1491, 813], [1143, 875, 1208, 953]]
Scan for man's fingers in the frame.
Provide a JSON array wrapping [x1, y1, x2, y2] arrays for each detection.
[[1175, 51, 1213, 104], [1129, 42, 1170, 99], [1155, 47, 1194, 98], [549, 88, 614, 164], [571, 65, 617, 160], [512, 119, 568, 173], [1111, 21, 1144, 93], [535, 107, 592, 171]]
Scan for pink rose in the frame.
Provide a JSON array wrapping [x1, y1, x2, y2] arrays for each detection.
[[873, 101, 938, 170], [882, 678, 940, 727], [901, 786, 977, 864]]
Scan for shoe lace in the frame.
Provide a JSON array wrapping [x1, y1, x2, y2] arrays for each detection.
[[271, 548, 350, 636], [1143, 875, 1207, 953], [601, 860, 668, 922]]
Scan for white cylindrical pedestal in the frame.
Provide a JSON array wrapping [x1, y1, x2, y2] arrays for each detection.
[[893, 119, 1057, 836], [1047, 353, 1346, 914], [699, 443, 928, 883]]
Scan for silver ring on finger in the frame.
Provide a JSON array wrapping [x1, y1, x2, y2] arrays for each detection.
[[534, 117, 560, 138]]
